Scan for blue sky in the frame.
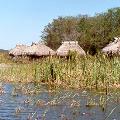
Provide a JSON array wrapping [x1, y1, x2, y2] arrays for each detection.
[[0, 0, 120, 50]]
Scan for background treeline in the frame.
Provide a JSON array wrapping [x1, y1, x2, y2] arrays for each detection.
[[41, 7, 120, 55]]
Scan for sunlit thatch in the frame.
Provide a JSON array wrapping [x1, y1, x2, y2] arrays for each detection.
[[56, 41, 86, 56], [23, 42, 55, 57], [9, 44, 28, 56], [102, 37, 120, 55]]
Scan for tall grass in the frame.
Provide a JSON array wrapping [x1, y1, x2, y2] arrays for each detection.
[[0, 52, 120, 90]]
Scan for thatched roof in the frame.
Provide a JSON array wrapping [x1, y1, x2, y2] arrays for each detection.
[[23, 43, 55, 56], [56, 41, 86, 56], [9, 44, 28, 56], [102, 37, 120, 54]]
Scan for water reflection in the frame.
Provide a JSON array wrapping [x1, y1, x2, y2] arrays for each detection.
[[0, 82, 119, 120]]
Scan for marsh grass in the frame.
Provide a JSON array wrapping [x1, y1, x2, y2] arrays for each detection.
[[0, 52, 120, 90], [0, 52, 10, 63]]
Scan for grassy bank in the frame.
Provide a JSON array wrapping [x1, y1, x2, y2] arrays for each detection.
[[0, 53, 120, 90]]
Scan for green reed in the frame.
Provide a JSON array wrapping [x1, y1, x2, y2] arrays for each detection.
[[0, 53, 120, 90]]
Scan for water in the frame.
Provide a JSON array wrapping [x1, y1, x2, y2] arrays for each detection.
[[0, 82, 120, 120]]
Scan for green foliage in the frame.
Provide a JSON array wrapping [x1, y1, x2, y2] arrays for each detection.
[[68, 50, 78, 62], [41, 7, 120, 54], [0, 55, 120, 90]]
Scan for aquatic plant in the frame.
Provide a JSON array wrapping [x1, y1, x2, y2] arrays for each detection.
[[86, 98, 97, 108], [0, 53, 120, 90]]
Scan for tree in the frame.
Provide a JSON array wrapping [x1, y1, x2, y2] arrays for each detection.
[[41, 7, 120, 54]]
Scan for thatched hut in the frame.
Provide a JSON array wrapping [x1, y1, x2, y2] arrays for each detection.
[[23, 42, 55, 57], [56, 41, 86, 56], [9, 44, 28, 56], [102, 37, 120, 55]]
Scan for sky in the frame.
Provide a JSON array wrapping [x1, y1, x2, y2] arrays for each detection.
[[0, 0, 120, 50]]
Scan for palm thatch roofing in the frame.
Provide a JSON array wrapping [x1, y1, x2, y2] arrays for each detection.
[[56, 41, 86, 56], [102, 37, 120, 55], [23, 42, 55, 56], [9, 44, 28, 56]]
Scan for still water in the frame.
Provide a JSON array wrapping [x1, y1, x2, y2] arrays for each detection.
[[0, 82, 120, 120]]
